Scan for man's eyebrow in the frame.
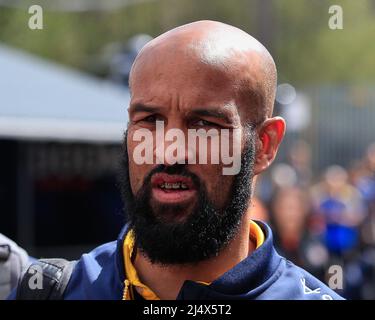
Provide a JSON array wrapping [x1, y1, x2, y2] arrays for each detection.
[[129, 103, 162, 114], [129, 104, 236, 123], [189, 108, 235, 124]]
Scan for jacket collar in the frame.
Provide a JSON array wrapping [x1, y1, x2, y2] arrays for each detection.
[[114, 221, 282, 299]]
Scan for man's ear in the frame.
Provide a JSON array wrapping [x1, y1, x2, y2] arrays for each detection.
[[253, 116, 286, 175]]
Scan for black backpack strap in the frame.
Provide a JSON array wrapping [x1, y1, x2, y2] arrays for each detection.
[[16, 258, 76, 300]]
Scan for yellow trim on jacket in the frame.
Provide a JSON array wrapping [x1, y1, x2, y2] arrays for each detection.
[[122, 220, 264, 300]]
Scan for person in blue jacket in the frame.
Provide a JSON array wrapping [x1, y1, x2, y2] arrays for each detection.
[[12, 20, 343, 300]]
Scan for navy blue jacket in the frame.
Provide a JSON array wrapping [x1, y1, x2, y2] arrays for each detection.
[[59, 221, 343, 300], [8, 221, 343, 300]]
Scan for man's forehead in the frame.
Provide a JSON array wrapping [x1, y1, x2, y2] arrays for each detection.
[[129, 20, 277, 120], [130, 42, 266, 104]]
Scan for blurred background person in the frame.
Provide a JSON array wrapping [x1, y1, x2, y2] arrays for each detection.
[[270, 187, 311, 266], [310, 166, 366, 257]]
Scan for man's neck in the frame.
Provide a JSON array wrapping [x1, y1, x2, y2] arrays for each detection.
[[133, 217, 254, 300]]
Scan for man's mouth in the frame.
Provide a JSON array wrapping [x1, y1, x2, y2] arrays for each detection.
[[151, 173, 197, 204], [159, 182, 189, 190]]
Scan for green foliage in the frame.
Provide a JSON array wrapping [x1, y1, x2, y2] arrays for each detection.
[[0, 0, 374, 84]]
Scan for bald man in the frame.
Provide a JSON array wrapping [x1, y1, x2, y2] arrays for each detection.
[[13, 21, 343, 300]]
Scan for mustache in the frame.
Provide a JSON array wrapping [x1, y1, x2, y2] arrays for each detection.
[[142, 164, 202, 190]]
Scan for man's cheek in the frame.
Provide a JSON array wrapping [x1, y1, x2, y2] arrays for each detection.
[[204, 167, 234, 206], [217, 177, 234, 206], [128, 152, 146, 194]]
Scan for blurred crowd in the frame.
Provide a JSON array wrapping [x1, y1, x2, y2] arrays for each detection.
[[252, 140, 375, 299]]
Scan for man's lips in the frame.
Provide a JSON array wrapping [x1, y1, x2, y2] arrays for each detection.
[[151, 173, 197, 204]]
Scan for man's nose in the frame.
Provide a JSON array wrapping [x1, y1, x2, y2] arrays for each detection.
[[154, 121, 191, 166]]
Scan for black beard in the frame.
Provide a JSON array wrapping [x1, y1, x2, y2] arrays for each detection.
[[118, 128, 256, 265]]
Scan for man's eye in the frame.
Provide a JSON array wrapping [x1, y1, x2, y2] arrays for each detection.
[[194, 119, 218, 127], [142, 115, 158, 123]]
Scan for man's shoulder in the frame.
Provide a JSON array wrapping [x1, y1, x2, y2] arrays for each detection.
[[259, 257, 345, 300], [8, 240, 124, 300], [64, 240, 124, 300], [76, 240, 118, 265]]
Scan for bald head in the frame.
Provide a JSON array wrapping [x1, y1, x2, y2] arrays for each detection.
[[125, 22, 286, 262], [129, 20, 277, 123]]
